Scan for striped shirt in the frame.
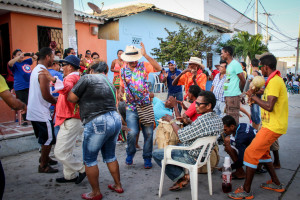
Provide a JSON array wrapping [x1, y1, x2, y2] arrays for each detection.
[[178, 112, 223, 160], [212, 73, 226, 102]]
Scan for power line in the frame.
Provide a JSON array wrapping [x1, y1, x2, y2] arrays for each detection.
[[258, 0, 296, 40], [259, 23, 297, 48], [232, 0, 253, 27]]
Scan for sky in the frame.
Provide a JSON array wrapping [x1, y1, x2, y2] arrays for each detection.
[[53, 0, 300, 58]]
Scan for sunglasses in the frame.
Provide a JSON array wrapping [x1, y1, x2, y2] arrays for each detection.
[[61, 63, 69, 67], [86, 52, 91, 55], [195, 102, 209, 107], [93, 57, 99, 59]]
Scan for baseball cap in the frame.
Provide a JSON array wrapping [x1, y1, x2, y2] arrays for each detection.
[[59, 55, 80, 69], [168, 60, 176, 65]]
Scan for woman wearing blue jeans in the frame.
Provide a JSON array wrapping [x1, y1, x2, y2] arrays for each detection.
[[68, 62, 123, 200]]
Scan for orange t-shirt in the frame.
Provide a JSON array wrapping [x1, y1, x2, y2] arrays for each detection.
[[177, 69, 207, 99], [120, 62, 155, 88]]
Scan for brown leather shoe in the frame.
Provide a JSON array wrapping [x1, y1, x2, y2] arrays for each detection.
[[38, 164, 58, 173]]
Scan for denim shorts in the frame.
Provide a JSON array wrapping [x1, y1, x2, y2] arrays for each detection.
[[82, 111, 121, 167], [250, 103, 261, 124]]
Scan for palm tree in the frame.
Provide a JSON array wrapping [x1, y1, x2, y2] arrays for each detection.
[[218, 31, 268, 61]]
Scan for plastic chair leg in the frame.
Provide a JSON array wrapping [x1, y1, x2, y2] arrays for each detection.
[[190, 168, 198, 200], [159, 161, 166, 198], [207, 158, 213, 195]]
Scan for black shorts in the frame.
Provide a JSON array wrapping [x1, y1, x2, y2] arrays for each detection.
[[31, 120, 56, 145]]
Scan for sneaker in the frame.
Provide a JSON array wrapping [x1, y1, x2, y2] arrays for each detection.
[[260, 180, 285, 192], [125, 155, 133, 165], [144, 158, 152, 169], [228, 186, 254, 199], [75, 172, 86, 184], [56, 177, 77, 183], [22, 122, 28, 126]]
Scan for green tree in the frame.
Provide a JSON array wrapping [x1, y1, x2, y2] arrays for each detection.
[[218, 31, 268, 61], [151, 22, 221, 69]]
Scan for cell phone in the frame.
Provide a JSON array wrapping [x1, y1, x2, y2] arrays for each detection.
[[24, 53, 33, 57], [79, 54, 82, 59]]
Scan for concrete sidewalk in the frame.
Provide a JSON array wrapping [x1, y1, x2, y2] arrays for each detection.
[[1, 94, 300, 200]]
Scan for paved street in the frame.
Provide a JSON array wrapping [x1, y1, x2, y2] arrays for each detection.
[[1, 94, 300, 200]]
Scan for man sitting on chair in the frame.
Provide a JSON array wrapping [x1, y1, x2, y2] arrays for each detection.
[[152, 91, 223, 191]]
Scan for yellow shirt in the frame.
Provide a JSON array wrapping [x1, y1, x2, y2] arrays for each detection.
[[0, 75, 9, 93], [261, 75, 288, 134]]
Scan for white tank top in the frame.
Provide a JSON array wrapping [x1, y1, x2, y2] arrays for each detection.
[[26, 64, 51, 122]]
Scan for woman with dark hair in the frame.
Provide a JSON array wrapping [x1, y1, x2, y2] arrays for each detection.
[[83, 50, 93, 67], [68, 62, 123, 200], [8, 49, 37, 126], [63, 48, 75, 58], [91, 52, 100, 60], [111, 50, 124, 103], [241, 62, 247, 80]]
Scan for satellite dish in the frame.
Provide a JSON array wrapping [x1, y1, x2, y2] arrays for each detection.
[[88, 2, 102, 14]]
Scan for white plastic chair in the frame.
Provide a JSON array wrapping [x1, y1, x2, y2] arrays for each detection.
[[158, 136, 217, 200], [153, 74, 166, 93]]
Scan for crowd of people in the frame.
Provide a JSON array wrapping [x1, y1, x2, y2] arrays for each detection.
[[0, 42, 290, 200]]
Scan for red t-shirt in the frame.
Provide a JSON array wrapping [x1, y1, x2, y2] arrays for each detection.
[[185, 101, 202, 121], [212, 69, 220, 79]]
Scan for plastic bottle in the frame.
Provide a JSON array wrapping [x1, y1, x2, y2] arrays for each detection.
[[222, 156, 232, 193]]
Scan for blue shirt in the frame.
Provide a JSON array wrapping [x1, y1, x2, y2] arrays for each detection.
[[48, 69, 63, 111], [230, 123, 257, 154], [48, 69, 63, 98], [11, 58, 32, 91], [166, 68, 182, 94], [153, 97, 173, 125]]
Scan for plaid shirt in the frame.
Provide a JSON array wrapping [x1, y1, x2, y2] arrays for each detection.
[[212, 73, 226, 102], [178, 112, 223, 160]]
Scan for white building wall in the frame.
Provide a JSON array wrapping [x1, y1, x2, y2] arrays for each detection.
[[203, 0, 259, 35]]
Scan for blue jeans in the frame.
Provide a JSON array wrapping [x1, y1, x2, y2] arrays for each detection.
[[250, 103, 261, 124], [214, 100, 226, 117], [153, 146, 196, 182], [82, 111, 121, 167], [168, 92, 183, 113], [126, 109, 154, 159]]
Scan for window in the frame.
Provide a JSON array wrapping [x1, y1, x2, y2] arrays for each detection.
[[37, 26, 64, 53]]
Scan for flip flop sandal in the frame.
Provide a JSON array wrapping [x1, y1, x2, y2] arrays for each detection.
[[169, 178, 189, 191], [81, 193, 103, 200], [108, 184, 124, 193]]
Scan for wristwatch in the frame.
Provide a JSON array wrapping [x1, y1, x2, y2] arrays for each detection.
[[53, 77, 57, 83]]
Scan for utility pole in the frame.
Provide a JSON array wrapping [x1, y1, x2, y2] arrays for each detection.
[[61, 0, 77, 54], [262, 13, 271, 45], [295, 21, 300, 74], [255, 0, 258, 34]]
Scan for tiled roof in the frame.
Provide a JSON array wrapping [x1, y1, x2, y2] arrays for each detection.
[[0, 0, 103, 20], [98, 3, 231, 33]]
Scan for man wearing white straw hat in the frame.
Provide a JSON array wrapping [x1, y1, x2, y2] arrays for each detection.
[[119, 42, 162, 169], [172, 57, 207, 100]]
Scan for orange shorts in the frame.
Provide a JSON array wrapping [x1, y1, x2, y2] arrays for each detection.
[[243, 127, 281, 169]]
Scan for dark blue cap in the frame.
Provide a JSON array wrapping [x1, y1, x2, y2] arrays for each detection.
[[59, 55, 80, 69]]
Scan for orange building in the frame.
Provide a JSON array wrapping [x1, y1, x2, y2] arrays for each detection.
[[0, 0, 106, 123], [0, 0, 107, 77]]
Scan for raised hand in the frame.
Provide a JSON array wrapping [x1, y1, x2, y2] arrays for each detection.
[[140, 42, 146, 56]]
